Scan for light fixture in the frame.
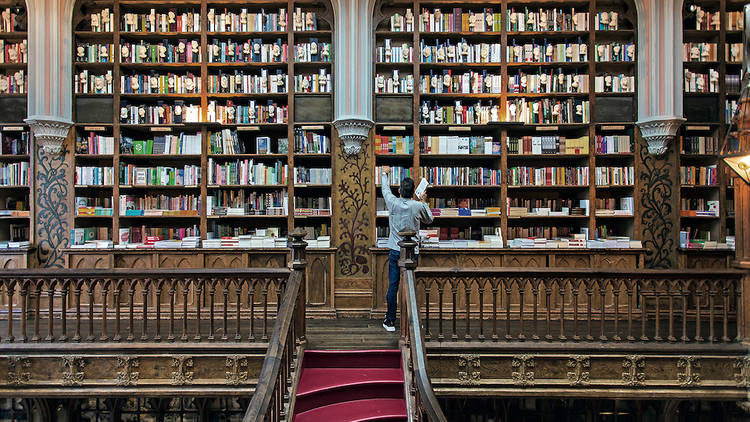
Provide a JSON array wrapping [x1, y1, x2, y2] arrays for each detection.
[[721, 5, 750, 184]]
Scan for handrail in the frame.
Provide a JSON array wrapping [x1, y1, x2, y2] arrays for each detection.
[[399, 230, 447, 422], [244, 229, 308, 422]]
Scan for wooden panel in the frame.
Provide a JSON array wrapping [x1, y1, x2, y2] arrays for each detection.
[[306, 253, 331, 307], [553, 254, 592, 268], [205, 253, 247, 268], [460, 254, 501, 268], [157, 253, 202, 269], [503, 254, 547, 267], [248, 252, 286, 268], [597, 254, 637, 269], [0, 253, 27, 270], [68, 253, 113, 269], [114, 254, 153, 269]]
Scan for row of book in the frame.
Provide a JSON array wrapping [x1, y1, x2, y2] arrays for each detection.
[[120, 165, 201, 186], [294, 197, 331, 216], [0, 40, 26, 64], [293, 41, 331, 63], [681, 136, 719, 155], [120, 11, 201, 33], [596, 135, 632, 154], [120, 133, 202, 155], [0, 162, 27, 186], [75, 196, 112, 216], [207, 159, 287, 186], [0, 132, 29, 155], [75, 166, 114, 186], [506, 98, 590, 124], [207, 224, 280, 240], [429, 207, 501, 217], [594, 43, 635, 62], [684, 69, 719, 93], [374, 71, 413, 94], [420, 101, 500, 125], [206, 39, 286, 64], [420, 166, 500, 186], [427, 197, 495, 209], [293, 8, 320, 32], [206, 8, 286, 33], [594, 74, 634, 93], [680, 232, 733, 250], [71, 227, 112, 247], [686, 7, 720, 31], [117, 226, 200, 245], [75, 70, 113, 94], [119, 194, 200, 215], [507, 198, 588, 217], [208, 130, 289, 155], [207, 190, 287, 216], [120, 40, 202, 64], [727, 44, 743, 62], [209, 70, 287, 94], [726, 73, 742, 93], [594, 166, 634, 186], [421, 135, 500, 155], [420, 70, 502, 94], [418, 8, 502, 33], [294, 69, 331, 93], [506, 8, 589, 32], [294, 130, 330, 154], [122, 73, 200, 95], [294, 167, 332, 184], [507, 166, 589, 186], [594, 197, 634, 215], [680, 165, 718, 186], [375, 135, 414, 155], [0, 7, 23, 33], [207, 101, 288, 125], [507, 42, 587, 63], [376, 166, 413, 186], [87, 8, 112, 32], [683, 43, 718, 62], [76, 133, 115, 155], [507, 135, 588, 155], [680, 198, 720, 216], [376, 40, 412, 63], [75, 43, 115, 63], [0, 71, 25, 94], [420, 40, 502, 64], [119, 102, 202, 124], [508, 71, 588, 94], [594, 11, 621, 31]]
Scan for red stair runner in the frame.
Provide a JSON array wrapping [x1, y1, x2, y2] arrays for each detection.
[[293, 350, 407, 422]]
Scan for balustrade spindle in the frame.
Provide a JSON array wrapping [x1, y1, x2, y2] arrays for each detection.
[[626, 279, 634, 342], [5, 281, 14, 343], [505, 281, 512, 341], [559, 281, 567, 341], [654, 281, 663, 342], [572, 280, 580, 341], [168, 280, 176, 342], [113, 281, 122, 342], [722, 284, 730, 343], [19, 281, 27, 343], [221, 281, 229, 342], [73, 282, 81, 342], [438, 284, 444, 341], [681, 281, 689, 343], [709, 281, 717, 343], [612, 279, 621, 341], [640, 283, 648, 342], [235, 280, 242, 342], [181, 281, 189, 342], [208, 280, 216, 342], [154, 281, 162, 342], [464, 281, 471, 341], [32, 282, 40, 342], [736, 281, 743, 342], [60, 281, 68, 342], [127, 281, 135, 342], [141, 281, 148, 341], [451, 281, 458, 341], [518, 278, 526, 341], [101, 282, 110, 341], [249, 284, 256, 342], [668, 280, 676, 343], [531, 279, 539, 341], [491, 283, 498, 341], [599, 280, 607, 342], [86, 281, 95, 342], [695, 283, 704, 342], [46, 280, 55, 342], [195, 281, 203, 342], [478, 283, 485, 341], [424, 283, 432, 341], [585, 279, 593, 341], [262, 282, 269, 342], [545, 281, 552, 341]]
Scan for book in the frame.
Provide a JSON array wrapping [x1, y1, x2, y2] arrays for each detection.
[[414, 178, 428, 198]]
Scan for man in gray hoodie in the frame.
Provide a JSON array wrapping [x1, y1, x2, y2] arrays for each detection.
[[380, 166, 434, 332]]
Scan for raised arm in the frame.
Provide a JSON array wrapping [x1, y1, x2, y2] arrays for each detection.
[[380, 166, 397, 210], [416, 190, 434, 224]]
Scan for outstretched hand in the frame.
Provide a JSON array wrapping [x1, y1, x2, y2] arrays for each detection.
[[417, 191, 427, 202], [381, 165, 391, 175]]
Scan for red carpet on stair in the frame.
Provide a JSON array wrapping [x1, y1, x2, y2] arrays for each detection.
[[293, 350, 407, 422]]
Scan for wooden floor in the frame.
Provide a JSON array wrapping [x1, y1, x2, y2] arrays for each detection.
[[306, 318, 400, 350]]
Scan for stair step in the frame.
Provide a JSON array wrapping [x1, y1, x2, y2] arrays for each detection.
[[302, 350, 402, 369], [293, 398, 408, 422], [298, 368, 404, 396], [295, 368, 405, 414]]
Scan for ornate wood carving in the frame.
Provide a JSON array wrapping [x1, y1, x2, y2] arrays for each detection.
[[307, 255, 329, 306], [61, 356, 86, 386], [457, 354, 480, 386], [6, 357, 29, 385], [115, 255, 152, 269], [115, 356, 139, 386], [734, 357, 750, 387], [35, 141, 72, 268], [511, 355, 534, 386], [225, 355, 249, 386], [334, 134, 372, 277], [567, 355, 590, 386], [158, 254, 201, 269], [171, 355, 194, 385], [622, 355, 646, 386], [677, 356, 700, 387], [205, 254, 245, 268]]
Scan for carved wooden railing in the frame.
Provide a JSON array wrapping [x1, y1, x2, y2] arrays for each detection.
[[0, 264, 295, 343], [399, 231, 447, 422], [413, 266, 745, 344], [244, 229, 308, 422]]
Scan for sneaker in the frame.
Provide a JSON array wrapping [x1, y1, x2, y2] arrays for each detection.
[[382, 319, 396, 332]]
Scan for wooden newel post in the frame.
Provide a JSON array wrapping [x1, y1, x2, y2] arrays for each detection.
[[398, 230, 418, 338], [289, 228, 308, 342]]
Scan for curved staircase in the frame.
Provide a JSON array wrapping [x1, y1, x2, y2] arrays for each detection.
[[292, 350, 408, 422]]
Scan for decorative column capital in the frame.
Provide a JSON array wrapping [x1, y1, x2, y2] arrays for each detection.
[[25, 115, 73, 155], [636, 115, 686, 156], [333, 118, 374, 155]]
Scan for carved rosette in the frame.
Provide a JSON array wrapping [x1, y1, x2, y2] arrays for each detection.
[[333, 118, 373, 155], [636, 116, 685, 156], [25, 116, 73, 155], [458, 354, 481, 386]]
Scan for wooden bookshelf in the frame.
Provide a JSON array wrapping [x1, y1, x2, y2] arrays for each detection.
[[0, 1, 30, 260], [680, 0, 743, 253], [71, 0, 334, 247], [372, 0, 638, 248]]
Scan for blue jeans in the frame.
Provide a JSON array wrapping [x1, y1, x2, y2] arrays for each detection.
[[386, 250, 418, 323]]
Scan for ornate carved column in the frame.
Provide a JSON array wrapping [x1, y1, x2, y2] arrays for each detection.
[[25, 0, 77, 267], [329, 0, 378, 311], [634, 0, 685, 268]]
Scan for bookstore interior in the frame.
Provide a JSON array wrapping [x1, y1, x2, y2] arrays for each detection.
[[0, 0, 739, 273]]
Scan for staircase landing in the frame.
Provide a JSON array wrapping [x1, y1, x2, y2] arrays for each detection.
[[306, 318, 399, 350]]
